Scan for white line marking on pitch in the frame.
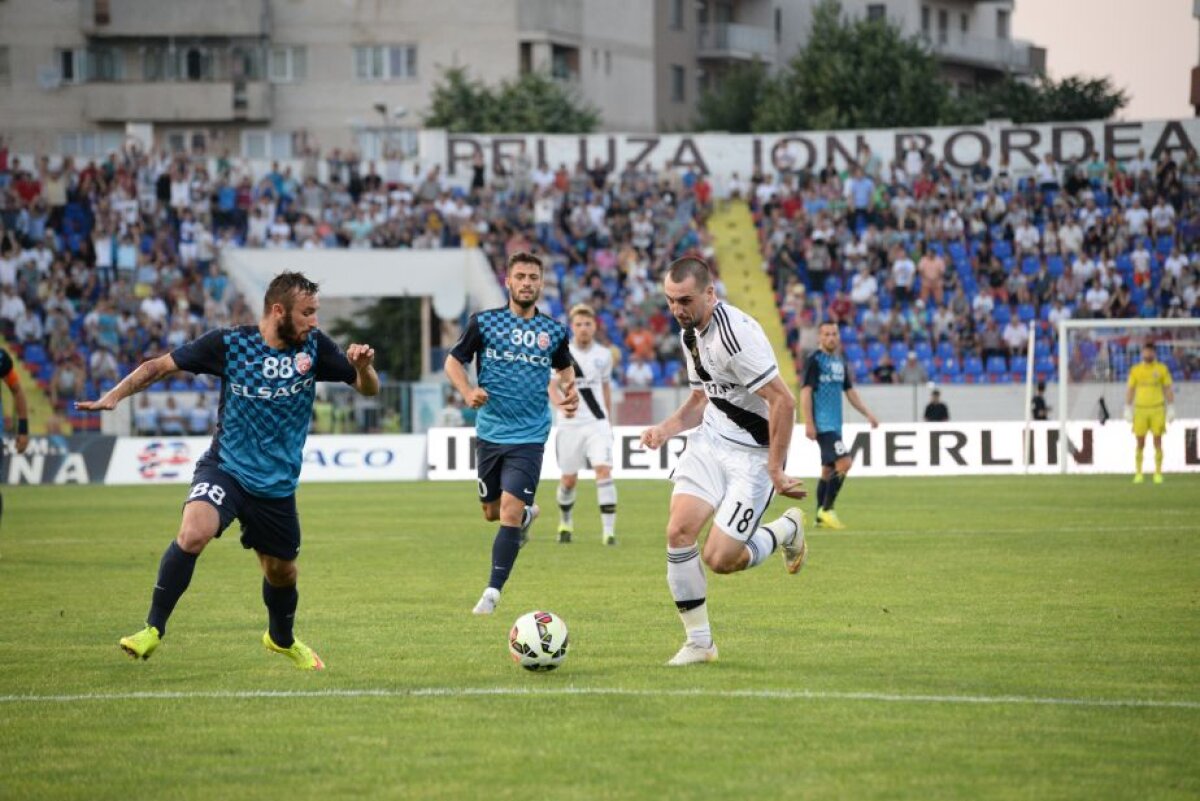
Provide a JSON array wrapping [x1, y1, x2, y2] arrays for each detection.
[[0, 687, 1196, 710]]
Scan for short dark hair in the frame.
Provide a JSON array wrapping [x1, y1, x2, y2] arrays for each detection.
[[263, 271, 319, 313], [818, 321, 838, 330], [507, 251, 543, 273], [666, 256, 712, 289]]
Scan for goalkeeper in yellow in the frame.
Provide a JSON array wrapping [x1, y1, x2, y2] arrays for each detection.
[[1124, 342, 1175, 484]]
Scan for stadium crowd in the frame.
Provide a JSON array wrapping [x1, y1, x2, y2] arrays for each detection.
[[0, 135, 1196, 434], [756, 142, 1200, 385]]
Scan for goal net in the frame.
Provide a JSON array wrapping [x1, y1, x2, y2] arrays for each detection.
[[1045, 318, 1200, 474]]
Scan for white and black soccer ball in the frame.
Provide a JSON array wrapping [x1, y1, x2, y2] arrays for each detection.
[[508, 610, 569, 672]]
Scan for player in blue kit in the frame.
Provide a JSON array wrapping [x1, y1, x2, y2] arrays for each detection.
[[800, 322, 879, 530], [445, 251, 579, 615], [77, 272, 379, 669]]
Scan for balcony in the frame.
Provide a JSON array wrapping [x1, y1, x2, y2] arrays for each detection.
[[697, 23, 776, 64], [82, 81, 271, 123], [928, 33, 1040, 74], [517, 0, 583, 40], [81, 0, 267, 38]]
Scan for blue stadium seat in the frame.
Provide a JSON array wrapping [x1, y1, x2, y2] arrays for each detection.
[[914, 342, 933, 361], [840, 325, 859, 344], [1021, 256, 1039, 275], [852, 360, 869, 384], [986, 356, 1008, 375], [993, 240, 1012, 260], [936, 341, 955, 362], [824, 276, 841, 296], [889, 342, 908, 364], [844, 343, 865, 363], [1017, 303, 1036, 323], [1010, 355, 1028, 376], [1034, 341, 1051, 359], [866, 342, 886, 363], [964, 356, 984, 378], [992, 305, 1011, 325], [1156, 236, 1174, 255], [1034, 358, 1056, 381], [1046, 254, 1064, 278]]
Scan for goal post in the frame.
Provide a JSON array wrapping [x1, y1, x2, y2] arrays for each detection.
[[1053, 317, 1199, 474]]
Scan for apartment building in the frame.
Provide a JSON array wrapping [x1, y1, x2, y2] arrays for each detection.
[[0, 0, 1042, 158]]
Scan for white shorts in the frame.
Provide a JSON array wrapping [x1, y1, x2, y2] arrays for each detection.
[[555, 421, 614, 475], [670, 427, 773, 542]]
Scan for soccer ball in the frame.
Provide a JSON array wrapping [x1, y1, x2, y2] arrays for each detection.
[[508, 610, 569, 671]]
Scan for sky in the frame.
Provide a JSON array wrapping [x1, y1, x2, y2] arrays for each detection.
[[1012, 0, 1195, 121]]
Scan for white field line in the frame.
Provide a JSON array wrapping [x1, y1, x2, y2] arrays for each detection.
[[0, 687, 1196, 710]]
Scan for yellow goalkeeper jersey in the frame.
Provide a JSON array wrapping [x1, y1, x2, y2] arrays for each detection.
[[1127, 361, 1172, 408]]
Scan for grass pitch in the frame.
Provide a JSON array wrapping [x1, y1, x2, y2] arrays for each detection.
[[0, 475, 1197, 800]]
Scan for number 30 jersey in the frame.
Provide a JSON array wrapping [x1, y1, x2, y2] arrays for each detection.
[[449, 307, 571, 445], [172, 325, 357, 497]]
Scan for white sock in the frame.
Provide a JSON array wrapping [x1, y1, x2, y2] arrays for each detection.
[[556, 483, 576, 526], [667, 545, 711, 647], [743, 525, 779, 569], [597, 478, 617, 536]]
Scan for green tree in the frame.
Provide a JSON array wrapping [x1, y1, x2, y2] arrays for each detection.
[[947, 74, 1128, 125], [752, 0, 949, 132], [423, 67, 599, 133], [695, 61, 770, 132], [330, 298, 423, 381]]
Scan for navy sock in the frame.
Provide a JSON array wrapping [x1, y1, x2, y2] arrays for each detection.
[[147, 541, 199, 636], [262, 579, 299, 649], [825, 473, 846, 510], [488, 525, 523, 591], [816, 479, 828, 509]]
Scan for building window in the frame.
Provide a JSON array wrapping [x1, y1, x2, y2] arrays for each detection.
[[183, 47, 212, 81], [937, 9, 948, 44], [921, 5, 930, 34], [59, 49, 82, 83], [604, 50, 611, 75], [59, 131, 123, 157], [775, 8, 782, 43], [242, 130, 304, 160], [355, 128, 418, 161], [997, 8, 1010, 40], [867, 4, 886, 22], [960, 13, 968, 34], [90, 47, 122, 81], [671, 64, 685, 102], [269, 46, 306, 83], [670, 0, 684, 30], [0, 47, 8, 86], [354, 44, 417, 81], [551, 44, 579, 82]]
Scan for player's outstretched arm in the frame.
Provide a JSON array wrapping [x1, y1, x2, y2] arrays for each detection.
[[75, 353, 180, 412], [554, 367, 579, 418], [444, 352, 488, 408], [756, 376, 805, 499], [640, 389, 707, 449], [845, 388, 879, 428], [346, 343, 379, 396]]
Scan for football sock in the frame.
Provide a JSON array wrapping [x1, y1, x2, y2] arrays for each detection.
[[743, 523, 779, 569], [488, 525, 522, 591], [597, 478, 617, 536], [262, 579, 298, 649], [667, 545, 711, 647], [824, 472, 846, 510], [556, 483, 576, 526], [1134, 446, 1144, 475], [1154, 447, 1163, 474], [147, 541, 199, 636], [816, 478, 828, 510]]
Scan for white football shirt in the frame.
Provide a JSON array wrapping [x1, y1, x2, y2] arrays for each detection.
[[558, 341, 613, 426], [682, 302, 780, 449]]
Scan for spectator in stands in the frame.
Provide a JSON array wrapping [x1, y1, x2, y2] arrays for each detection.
[[49, 355, 84, 410], [890, 245, 916, 306], [979, 320, 1006, 369], [187, 395, 214, 436], [917, 246, 946, 306], [133, 396, 160, 435], [899, 351, 928, 385], [871, 353, 897, 384], [625, 355, 654, 389], [159, 395, 186, 436], [1002, 316, 1029, 362], [923, 389, 950, 422], [88, 345, 120, 385]]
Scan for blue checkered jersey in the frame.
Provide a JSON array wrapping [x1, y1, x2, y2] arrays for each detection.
[[0, 348, 12, 421], [449, 307, 571, 444], [802, 350, 852, 434], [171, 326, 357, 497]]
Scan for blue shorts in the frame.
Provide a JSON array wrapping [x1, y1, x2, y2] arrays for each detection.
[[186, 459, 302, 561], [817, 431, 849, 466], [476, 440, 544, 505]]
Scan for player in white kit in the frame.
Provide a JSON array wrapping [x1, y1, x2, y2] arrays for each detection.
[[549, 304, 618, 545], [640, 257, 808, 666]]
